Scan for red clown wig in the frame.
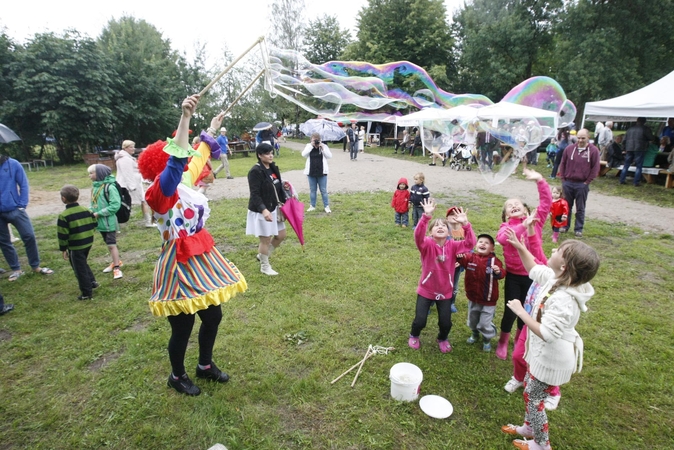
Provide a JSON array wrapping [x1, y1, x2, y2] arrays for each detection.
[[138, 140, 169, 181]]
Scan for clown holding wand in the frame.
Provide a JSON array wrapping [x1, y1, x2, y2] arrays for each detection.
[[138, 94, 247, 396]]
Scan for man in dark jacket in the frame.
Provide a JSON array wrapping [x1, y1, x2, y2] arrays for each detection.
[[620, 117, 654, 186], [557, 129, 601, 238]]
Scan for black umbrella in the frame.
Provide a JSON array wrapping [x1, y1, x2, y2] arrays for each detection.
[[253, 122, 273, 131], [0, 124, 21, 143]]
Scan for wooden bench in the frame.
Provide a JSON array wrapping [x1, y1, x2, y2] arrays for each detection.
[[228, 141, 250, 157], [615, 165, 662, 184], [661, 169, 674, 188]]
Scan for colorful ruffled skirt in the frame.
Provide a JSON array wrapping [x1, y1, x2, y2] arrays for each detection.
[[149, 239, 247, 317]]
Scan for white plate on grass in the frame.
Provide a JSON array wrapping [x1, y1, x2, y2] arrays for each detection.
[[419, 395, 453, 419]]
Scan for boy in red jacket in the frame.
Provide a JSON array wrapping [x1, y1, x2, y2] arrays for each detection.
[[458, 233, 505, 352], [391, 177, 410, 227]]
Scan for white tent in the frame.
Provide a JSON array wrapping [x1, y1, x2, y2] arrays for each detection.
[[582, 70, 674, 124]]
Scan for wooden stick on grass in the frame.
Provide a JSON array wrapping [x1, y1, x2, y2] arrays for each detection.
[[351, 346, 372, 388], [331, 347, 373, 385]]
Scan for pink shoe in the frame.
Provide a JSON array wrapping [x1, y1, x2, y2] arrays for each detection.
[[408, 336, 420, 350], [437, 339, 452, 353], [495, 332, 510, 360]]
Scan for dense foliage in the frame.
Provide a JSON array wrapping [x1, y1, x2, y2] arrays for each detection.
[[1, 0, 673, 162]]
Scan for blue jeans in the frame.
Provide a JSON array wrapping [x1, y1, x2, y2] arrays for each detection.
[[395, 211, 409, 226], [350, 141, 358, 160], [0, 208, 41, 271], [412, 205, 424, 227], [619, 151, 646, 185], [307, 175, 329, 208], [561, 180, 590, 234]]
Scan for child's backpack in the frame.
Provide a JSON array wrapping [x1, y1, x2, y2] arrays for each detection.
[[104, 182, 132, 224]]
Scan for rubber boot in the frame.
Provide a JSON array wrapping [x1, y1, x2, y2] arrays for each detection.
[[259, 254, 278, 276], [495, 332, 510, 360]]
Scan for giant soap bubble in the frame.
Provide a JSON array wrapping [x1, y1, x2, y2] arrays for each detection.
[[261, 46, 576, 184]]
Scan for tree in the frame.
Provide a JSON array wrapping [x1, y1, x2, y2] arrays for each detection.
[[8, 32, 116, 163], [302, 14, 351, 64], [344, 0, 453, 71], [98, 16, 183, 147], [267, 0, 308, 131], [550, 0, 674, 123], [452, 0, 562, 102]]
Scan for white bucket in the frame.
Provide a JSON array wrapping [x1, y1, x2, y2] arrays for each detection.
[[389, 362, 423, 401]]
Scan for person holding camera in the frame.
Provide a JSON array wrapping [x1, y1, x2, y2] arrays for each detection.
[[302, 133, 332, 214]]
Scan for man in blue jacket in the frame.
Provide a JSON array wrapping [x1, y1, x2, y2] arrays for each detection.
[[0, 154, 53, 281]]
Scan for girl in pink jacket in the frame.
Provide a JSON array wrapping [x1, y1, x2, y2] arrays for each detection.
[[495, 168, 552, 360], [408, 199, 476, 353]]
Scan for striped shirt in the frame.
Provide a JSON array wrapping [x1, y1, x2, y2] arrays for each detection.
[[57, 203, 97, 251]]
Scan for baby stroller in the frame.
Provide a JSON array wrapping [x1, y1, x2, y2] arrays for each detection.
[[448, 144, 474, 171]]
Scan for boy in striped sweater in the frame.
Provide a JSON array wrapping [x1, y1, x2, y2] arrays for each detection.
[[57, 185, 98, 300]]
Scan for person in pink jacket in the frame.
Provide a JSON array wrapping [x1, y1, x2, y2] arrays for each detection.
[[408, 199, 476, 353], [495, 169, 552, 360]]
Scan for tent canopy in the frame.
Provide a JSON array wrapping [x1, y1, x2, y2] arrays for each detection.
[[583, 71, 674, 123]]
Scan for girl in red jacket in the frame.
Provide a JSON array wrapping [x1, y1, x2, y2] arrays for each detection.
[[549, 186, 569, 243], [409, 199, 476, 353], [391, 177, 410, 227]]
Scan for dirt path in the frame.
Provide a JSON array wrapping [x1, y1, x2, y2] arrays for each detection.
[[26, 141, 674, 233]]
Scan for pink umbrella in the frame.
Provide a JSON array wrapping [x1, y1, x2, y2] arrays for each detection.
[[280, 197, 305, 248]]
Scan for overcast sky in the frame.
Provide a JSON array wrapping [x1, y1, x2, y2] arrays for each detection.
[[1, 0, 465, 67]]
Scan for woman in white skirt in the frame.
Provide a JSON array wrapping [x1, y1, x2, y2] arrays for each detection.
[[246, 143, 287, 275]]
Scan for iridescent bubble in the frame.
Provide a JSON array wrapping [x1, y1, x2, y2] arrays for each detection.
[[262, 47, 576, 184], [264, 46, 492, 123]]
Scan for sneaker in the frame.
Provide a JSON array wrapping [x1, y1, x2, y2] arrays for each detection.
[[77, 295, 92, 301], [113, 268, 123, 279], [401, 224, 407, 228], [501, 424, 534, 439], [466, 332, 480, 344], [307, 206, 316, 212], [408, 336, 420, 350], [429, 163, 436, 166], [442, 159, 446, 167], [450, 303, 458, 314], [92, 282, 100, 289], [226, 176, 234, 179], [196, 362, 230, 383], [544, 394, 561, 410], [324, 206, 331, 214], [437, 339, 452, 353], [103, 261, 123, 273], [145, 222, 158, 228], [575, 231, 583, 238], [0, 304, 15, 315], [504, 376, 524, 393], [167, 373, 201, 396], [482, 341, 492, 352]]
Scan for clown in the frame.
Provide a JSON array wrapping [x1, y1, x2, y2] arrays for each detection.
[[138, 94, 247, 396]]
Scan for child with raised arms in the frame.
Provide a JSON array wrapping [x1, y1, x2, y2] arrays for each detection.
[[501, 231, 599, 450], [408, 199, 476, 353], [495, 168, 552, 360]]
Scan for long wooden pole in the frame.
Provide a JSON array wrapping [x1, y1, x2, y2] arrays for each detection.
[[221, 69, 265, 116], [198, 36, 265, 96], [351, 346, 372, 388]]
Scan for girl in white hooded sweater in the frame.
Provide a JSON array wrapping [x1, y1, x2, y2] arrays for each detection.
[[501, 232, 600, 450]]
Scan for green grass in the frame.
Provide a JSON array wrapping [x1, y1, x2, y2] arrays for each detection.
[[2, 160, 673, 449]]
